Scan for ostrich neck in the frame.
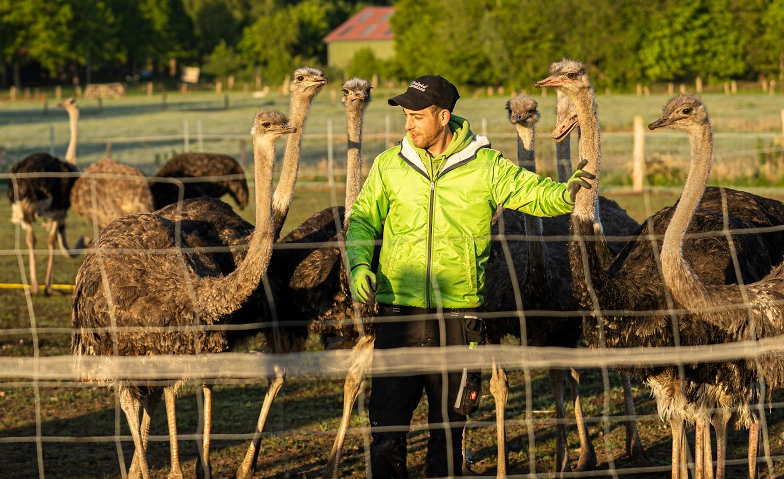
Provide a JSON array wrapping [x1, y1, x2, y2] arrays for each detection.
[[555, 134, 572, 183], [272, 94, 313, 239], [572, 90, 601, 222], [344, 106, 365, 226], [661, 126, 715, 308], [515, 124, 535, 169], [195, 134, 277, 321], [514, 123, 546, 281], [64, 109, 79, 165]]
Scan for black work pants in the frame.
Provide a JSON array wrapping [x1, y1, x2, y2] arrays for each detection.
[[369, 305, 474, 478]]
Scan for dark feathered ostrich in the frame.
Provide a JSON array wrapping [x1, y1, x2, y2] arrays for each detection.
[[483, 95, 594, 477], [651, 94, 784, 478], [70, 158, 154, 230], [535, 60, 784, 479], [71, 110, 294, 479], [8, 97, 87, 295], [149, 153, 249, 210], [551, 89, 653, 468], [151, 78, 369, 479]]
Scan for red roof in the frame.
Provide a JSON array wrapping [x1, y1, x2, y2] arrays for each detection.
[[323, 6, 395, 42]]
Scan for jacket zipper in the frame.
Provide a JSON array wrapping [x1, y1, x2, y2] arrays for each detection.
[[426, 180, 435, 309]]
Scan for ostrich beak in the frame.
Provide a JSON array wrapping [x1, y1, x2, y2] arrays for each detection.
[[552, 117, 579, 142], [535, 76, 565, 88], [648, 116, 675, 130]]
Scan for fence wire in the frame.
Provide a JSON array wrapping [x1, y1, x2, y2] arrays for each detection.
[[2, 160, 784, 478]]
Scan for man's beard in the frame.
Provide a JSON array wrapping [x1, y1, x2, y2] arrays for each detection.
[[411, 127, 440, 151]]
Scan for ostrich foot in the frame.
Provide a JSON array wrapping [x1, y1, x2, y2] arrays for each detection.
[[44, 288, 64, 297], [573, 450, 598, 472]]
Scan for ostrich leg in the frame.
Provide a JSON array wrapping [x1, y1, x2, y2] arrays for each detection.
[[670, 417, 689, 479], [236, 365, 286, 479], [44, 221, 60, 295], [490, 359, 508, 478], [621, 372, 654, 466], [24, 224, 38, 295], [694, 418, 714, 479], [164, 386, 184, 479], [748, 422, 759, 479], [712, 409, 730, 479], [548, 369, 571, 475], [196, 384, 213, 479], [120, 389, 150, 479], [128, 390, 163, 479], [567, 368, 597, 471], [323, 337, 373, 479]]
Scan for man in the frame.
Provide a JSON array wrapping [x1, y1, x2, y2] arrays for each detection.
[[346, 75, 593, 477]]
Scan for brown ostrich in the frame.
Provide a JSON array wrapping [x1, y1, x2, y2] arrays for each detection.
[[71, 109, 294, 479], [70, 158, 153, 230], [535, 60, 784, 479], [149, 153, 249, 210], [651, 94, 784, 478], [7, 97, 87, 295]]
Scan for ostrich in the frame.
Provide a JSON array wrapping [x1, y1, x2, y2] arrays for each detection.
[[7, 97, 87, 295], [651, 94, 784, 478], [149, 153, 249, 210], [71, 109, 294, 479], [269, 66, 328, 240], [535, 60, 784, 479], [483, 95, 594, 476], [152, 78, 370, 479], [551, 89, 653, 468], [70, 158, 154, 230]]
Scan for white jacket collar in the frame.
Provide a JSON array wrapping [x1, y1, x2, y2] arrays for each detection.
[[398, 134, 491, 178]]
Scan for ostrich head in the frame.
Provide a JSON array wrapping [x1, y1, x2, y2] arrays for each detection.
[[290, 67, 328, 98], [648, 94, 708, 134], [57, 97, 78, 111], [534, 59, 592, 95], [552, 90, 579, 142], [505, 95, 539, 127], [251, 110, 297, 138], [342, 77, 372, 110]]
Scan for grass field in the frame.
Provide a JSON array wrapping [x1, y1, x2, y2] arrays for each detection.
[[1, 184, 784, 478], [1, 88, 784, 477]]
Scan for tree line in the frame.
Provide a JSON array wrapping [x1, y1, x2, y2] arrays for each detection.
[[2, 0, 783, 91]]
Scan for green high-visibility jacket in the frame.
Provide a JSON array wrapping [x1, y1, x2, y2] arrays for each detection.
[[346, 117, 574, 309]]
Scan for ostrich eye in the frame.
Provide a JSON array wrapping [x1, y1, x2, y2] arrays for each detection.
[[342, 89, 349, 95], [682, 107, 692, 114], [297, 75, 305, 81], [261, 122, 271, 128], [567, 72, 579, 80]]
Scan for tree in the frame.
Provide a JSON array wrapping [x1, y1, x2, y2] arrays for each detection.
[[762, 0, 784, 80]]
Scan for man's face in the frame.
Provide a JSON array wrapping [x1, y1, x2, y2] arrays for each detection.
[[403, 107, 447, 151]]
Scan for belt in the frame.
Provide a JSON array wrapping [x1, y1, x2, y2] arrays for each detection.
[[379, 304, 476, 317]]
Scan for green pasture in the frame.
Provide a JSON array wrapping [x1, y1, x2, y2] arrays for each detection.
[[1, 87, 782, 185]]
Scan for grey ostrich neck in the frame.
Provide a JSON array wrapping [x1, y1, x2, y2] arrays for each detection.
[[660, 125, 715, 307], [272, 92, 313, 240], [555, 134, 572, 183], [515, 124, 535, 170], [571, 88, 601, 223], [194, 130, 278, 321], [64, 107, 79, 165], [344, 103, 365, 226], [514, 123, 547, 283]]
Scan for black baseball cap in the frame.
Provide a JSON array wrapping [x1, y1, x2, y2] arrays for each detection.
[[388, 75, 460, 112]]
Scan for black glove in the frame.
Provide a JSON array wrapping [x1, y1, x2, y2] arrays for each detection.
[[565, 159, 596, 203]]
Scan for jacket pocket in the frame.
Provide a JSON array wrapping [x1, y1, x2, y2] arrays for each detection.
[[378, 237, 401, 293], [463, 236, 477, 295]]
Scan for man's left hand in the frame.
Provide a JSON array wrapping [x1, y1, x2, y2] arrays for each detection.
[[565, 159, 596, 203]]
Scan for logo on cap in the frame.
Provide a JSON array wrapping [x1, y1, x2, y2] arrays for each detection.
[[410, 81, 428, 92]]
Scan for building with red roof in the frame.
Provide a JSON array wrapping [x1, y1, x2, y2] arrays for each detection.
[[323, 6, 395, 70]]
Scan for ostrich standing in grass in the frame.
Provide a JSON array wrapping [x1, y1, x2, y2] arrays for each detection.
[[550, 89, 652, 468], [535, 60, 784, 479], [70, 158, 153, 230], [71, 110, 294, 479], [8, 97, 87, 295], [152, 78, 369, 479], [149, 153, 249, 210], [651, 94, 784, 478]]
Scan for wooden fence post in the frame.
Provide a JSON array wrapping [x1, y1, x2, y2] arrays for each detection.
[[147, 82, 153, 96], [228, 75, 234, 90], [162, 92, 167, 110], [724, 83, 730, 95], [636, 83, 642, 96], [731, 80, 738, 94], [55, 85, 61, 101], [632, 115, 645, 193], [216, 80, 222, 95], [695, 77, 702, 93], [668, 83, 674, 96]]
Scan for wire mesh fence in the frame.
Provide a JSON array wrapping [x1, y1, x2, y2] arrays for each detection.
[[1, 95, 784, 477]]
